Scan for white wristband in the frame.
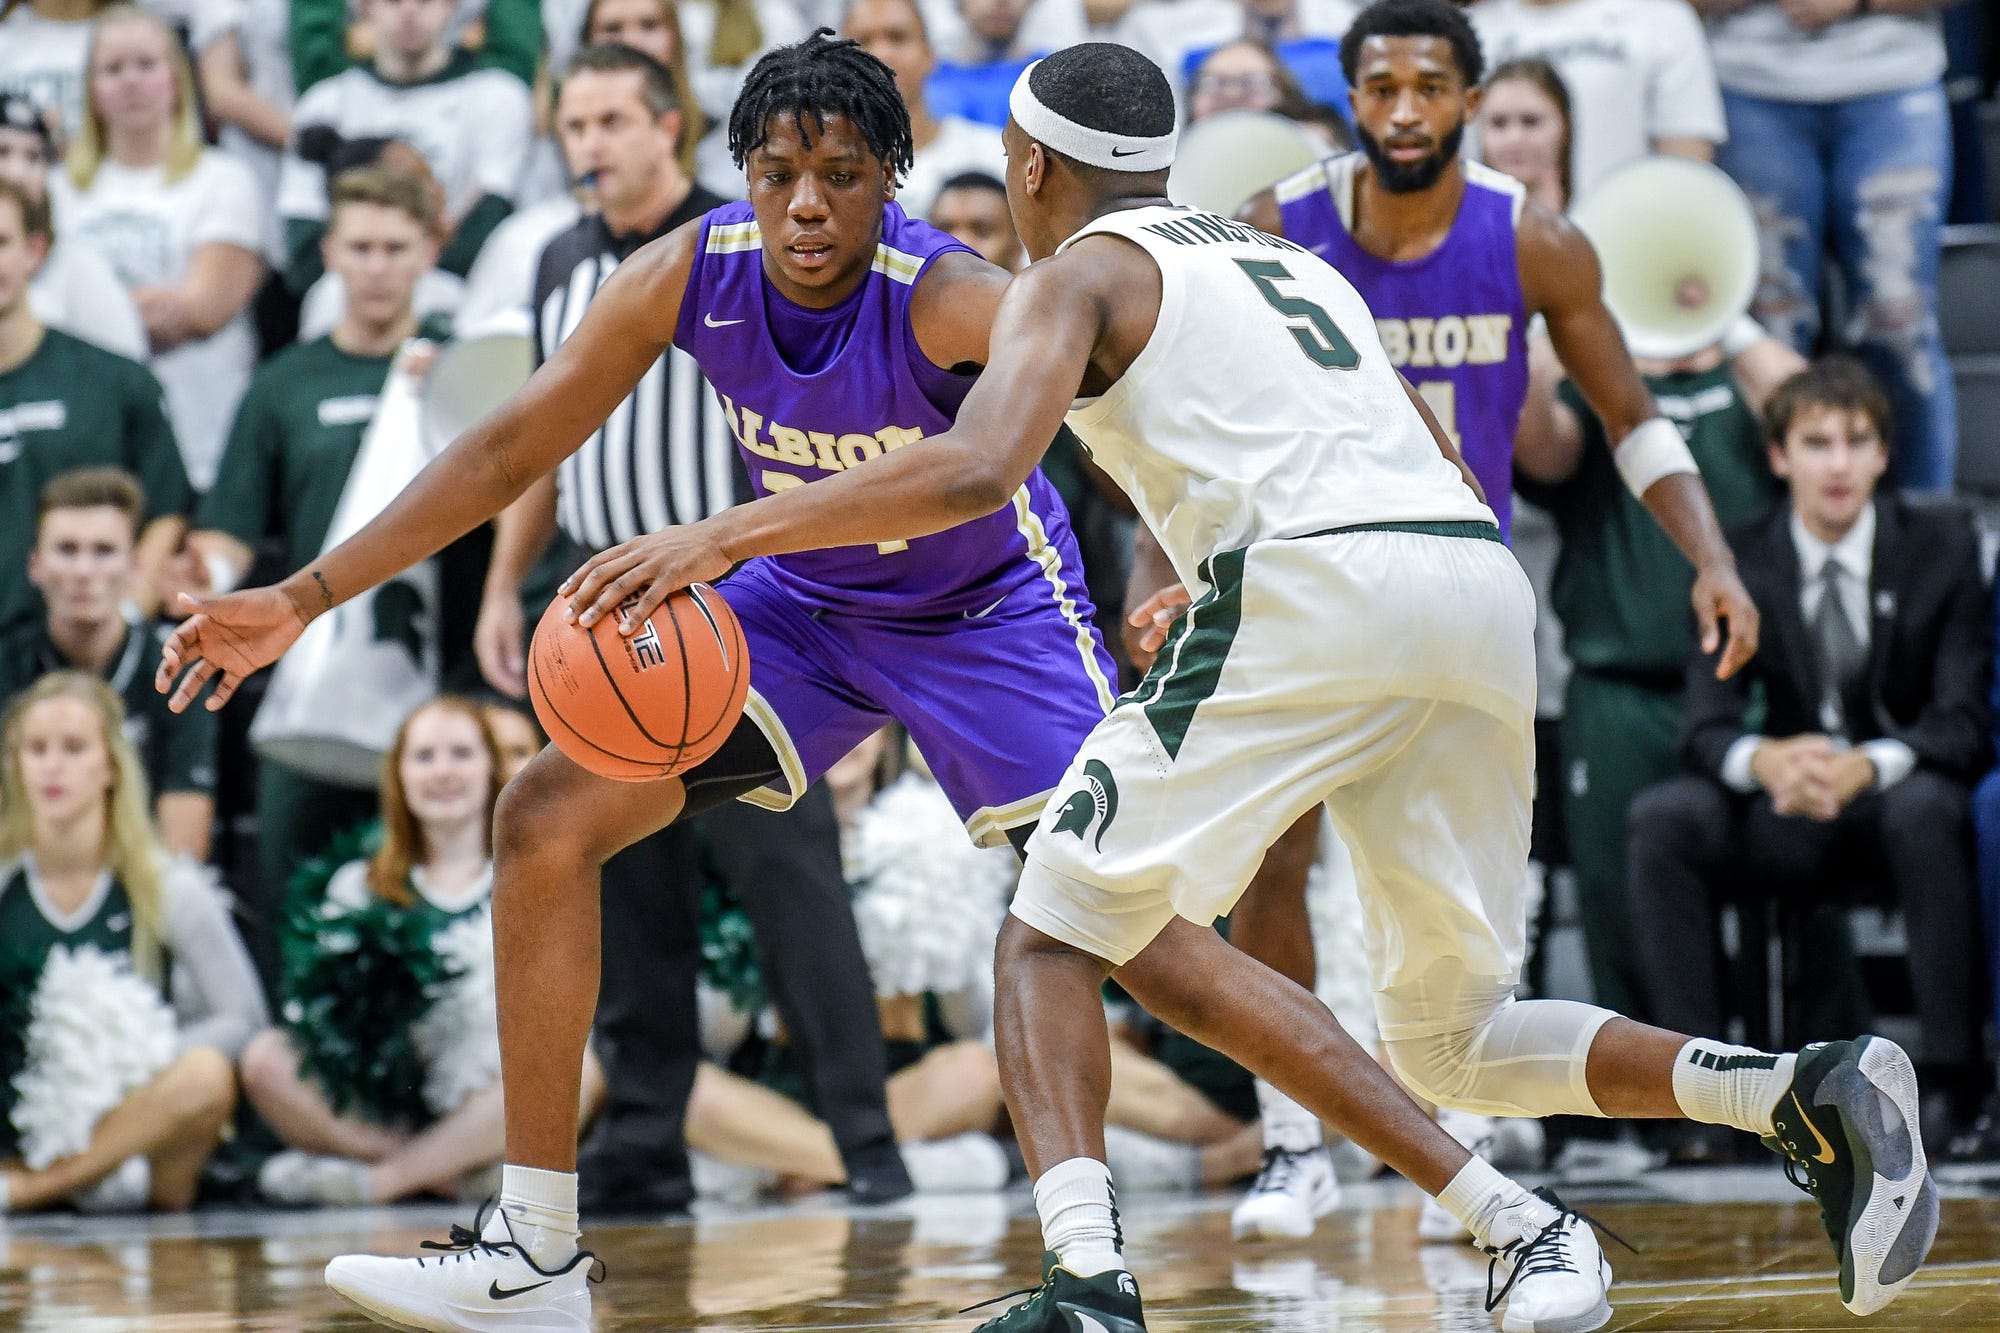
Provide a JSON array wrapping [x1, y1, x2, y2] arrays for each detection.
[[1613, 416, 1699, 499], [1719, 314, 1767, 360]]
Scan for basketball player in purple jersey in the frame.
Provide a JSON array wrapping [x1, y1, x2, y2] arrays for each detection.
[[1116, 0, 1766, 1242]]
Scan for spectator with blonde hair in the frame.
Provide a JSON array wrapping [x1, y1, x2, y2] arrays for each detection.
[[0, 671, 263, 1214], [53, 5, 267, 491], [241, 695, 607, 1206]]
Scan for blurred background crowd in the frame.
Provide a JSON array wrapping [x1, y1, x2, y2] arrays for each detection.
[[0, 0, 1997, 1218]]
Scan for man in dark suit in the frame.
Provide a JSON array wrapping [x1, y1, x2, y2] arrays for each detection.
[[1628, 357, 1992, 1145]]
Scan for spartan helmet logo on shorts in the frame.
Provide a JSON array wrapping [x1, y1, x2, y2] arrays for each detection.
[[1051, 759, 1120, 851]]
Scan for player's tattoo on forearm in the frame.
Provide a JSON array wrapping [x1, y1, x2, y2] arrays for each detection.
[[311, 570, 334, 612]]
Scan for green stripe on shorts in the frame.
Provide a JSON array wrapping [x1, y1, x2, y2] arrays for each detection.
[[1136, 545, 1247, 762], [1296, 519, 1504, 543]]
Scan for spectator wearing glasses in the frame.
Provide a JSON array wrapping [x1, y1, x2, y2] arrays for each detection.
[[0, 92, 145, 359]]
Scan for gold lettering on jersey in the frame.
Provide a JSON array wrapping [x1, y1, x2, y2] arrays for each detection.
[[1372, 314, 1514, 371], [718, 394, 926, 475]]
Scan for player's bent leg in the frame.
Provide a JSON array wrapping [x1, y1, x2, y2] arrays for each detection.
[[1224, 811, 1340, 1240]]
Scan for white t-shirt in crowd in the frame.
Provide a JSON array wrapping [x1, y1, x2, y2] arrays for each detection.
[[898, 115, 1006, 220], [921, 0, 1091, 65], [277, 55, 535, 230], [28, 235, 150, 361], [192, 0, 295, 259], [456, 193, 583, 340], [1115, 0, 1358, 108], [0, 8, 94, 144], [53, 151, 268, 490], [1705, 6, 1945, 104], [1470, 0, 1727, 200]]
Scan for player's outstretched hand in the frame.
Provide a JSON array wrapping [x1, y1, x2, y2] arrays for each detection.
[[1693, 561, 1760, 681], [562, 527, 732, 635], [1125, 583, 1193, 673], [156, 586, 312, 712]]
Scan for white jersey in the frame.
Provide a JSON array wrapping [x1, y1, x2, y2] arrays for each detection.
[[1059, 204, 1493, 592]]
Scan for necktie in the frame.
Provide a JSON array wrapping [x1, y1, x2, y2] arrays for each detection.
[[1812, 561, 1865, 736]]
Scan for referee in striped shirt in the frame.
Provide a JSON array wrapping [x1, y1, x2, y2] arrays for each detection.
[[473, 44, 910, 1210]]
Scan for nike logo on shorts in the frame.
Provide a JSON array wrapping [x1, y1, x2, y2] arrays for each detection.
[[704, 313, 745, 327]]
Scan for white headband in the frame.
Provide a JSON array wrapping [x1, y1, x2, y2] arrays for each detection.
[[1008, 60, 1177, 173]]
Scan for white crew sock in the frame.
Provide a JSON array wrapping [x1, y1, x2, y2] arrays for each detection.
[[1254, 1078, 1324, 1154], [488, 1164, 581, 1269], [1435, 1157, 1556, 1251], [1671, 1040, 1796, 1137], [1034, 1157, 1124, 1278]]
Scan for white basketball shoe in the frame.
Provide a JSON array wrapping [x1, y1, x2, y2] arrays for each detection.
[[324, 1203, 600, 1332], [1230, 1145, 1341, 1240], [1483, 1189, 1615, 1333]]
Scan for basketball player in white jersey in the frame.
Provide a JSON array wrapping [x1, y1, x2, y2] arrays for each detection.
[[541, 43, 1939, 1333]]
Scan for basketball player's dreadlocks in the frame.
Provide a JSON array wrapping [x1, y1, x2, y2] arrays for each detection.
[[728, 29, 915, 183]]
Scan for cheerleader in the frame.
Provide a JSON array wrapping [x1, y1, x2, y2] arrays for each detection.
[[0, 672, 263, 1214], [240, 696, 604, 1206]]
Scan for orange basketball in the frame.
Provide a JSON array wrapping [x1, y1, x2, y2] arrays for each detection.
[[526, 582, 751, 782]]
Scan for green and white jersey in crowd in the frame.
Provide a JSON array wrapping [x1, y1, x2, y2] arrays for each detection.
[[1516, 363, 1781, 679], [197, 335, 401, 570], [323, 858, 494, 933], [0, 855, 267, 1058], [0, 620, 221, 799], [0, 329, 194, 635], [277, 51, 534, 230]]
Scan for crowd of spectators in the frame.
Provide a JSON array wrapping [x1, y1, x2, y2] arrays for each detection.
[[0, 0, 1996, 1212]]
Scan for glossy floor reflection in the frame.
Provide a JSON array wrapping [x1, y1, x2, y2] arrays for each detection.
[[3, 1167, 1998, 1331]]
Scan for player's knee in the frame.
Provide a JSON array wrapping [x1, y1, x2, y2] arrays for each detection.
[[1383, 1027, 1480, 1109]]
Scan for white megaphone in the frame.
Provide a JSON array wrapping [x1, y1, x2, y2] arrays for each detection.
[[421, 331, 536, 453], [1168, 111, 1328, 218], [1570, 156, 1760, 361]]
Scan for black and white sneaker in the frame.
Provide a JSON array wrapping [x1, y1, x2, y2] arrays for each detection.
[[324, 1202, 601, 1332], [1230, 1146, 1340, 1240], [1764, 1036, 1938, 1315], [1483, 1189, 1614, 1333]]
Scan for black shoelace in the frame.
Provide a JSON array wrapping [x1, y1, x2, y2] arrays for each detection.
[[413, 1199, 607, 1283], [1251, 1147, 1303, 1194], [959, 1279, 1044, 1318], [1483, 1200, 1633, 1315]]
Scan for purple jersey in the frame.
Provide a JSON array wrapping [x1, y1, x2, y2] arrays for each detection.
[[1274, 155, 1530, 537], [677, 200, 1076, 616]]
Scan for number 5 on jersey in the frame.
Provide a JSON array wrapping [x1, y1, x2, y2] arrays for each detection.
[[1235, 260, 1361, 371]]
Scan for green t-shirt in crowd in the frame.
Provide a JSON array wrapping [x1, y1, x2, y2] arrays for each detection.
[[0, 619, 220, 798], [198, 336, 400, 570], [0, 329, 194, 633], [1516, 364, 1783, 678]]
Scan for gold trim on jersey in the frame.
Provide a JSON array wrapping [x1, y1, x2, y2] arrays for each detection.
[[870, 243, 925, 284], [1011, 487, 1118, 714], [733, 687, 809, 811], [706, 221, 762, 254], [965, 787, 1060, 849], [1274, 159, 1330, 206]]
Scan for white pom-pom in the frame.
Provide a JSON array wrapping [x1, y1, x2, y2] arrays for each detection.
[[848, 774, 1017, 1000], [11, 946, 178, 1169], [411, 910, 502, 1116]]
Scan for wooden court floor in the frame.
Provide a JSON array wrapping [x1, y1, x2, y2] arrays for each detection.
[[4, 1167, 1998, 1331]]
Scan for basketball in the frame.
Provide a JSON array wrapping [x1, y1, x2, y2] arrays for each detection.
[[526, 583, 751, 782]]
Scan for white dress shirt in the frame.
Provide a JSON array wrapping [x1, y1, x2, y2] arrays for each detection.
[[1721, 502, 1917, 793]]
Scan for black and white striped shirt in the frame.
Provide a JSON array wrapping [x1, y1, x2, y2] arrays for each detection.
[[531, 187, 750, 552]]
